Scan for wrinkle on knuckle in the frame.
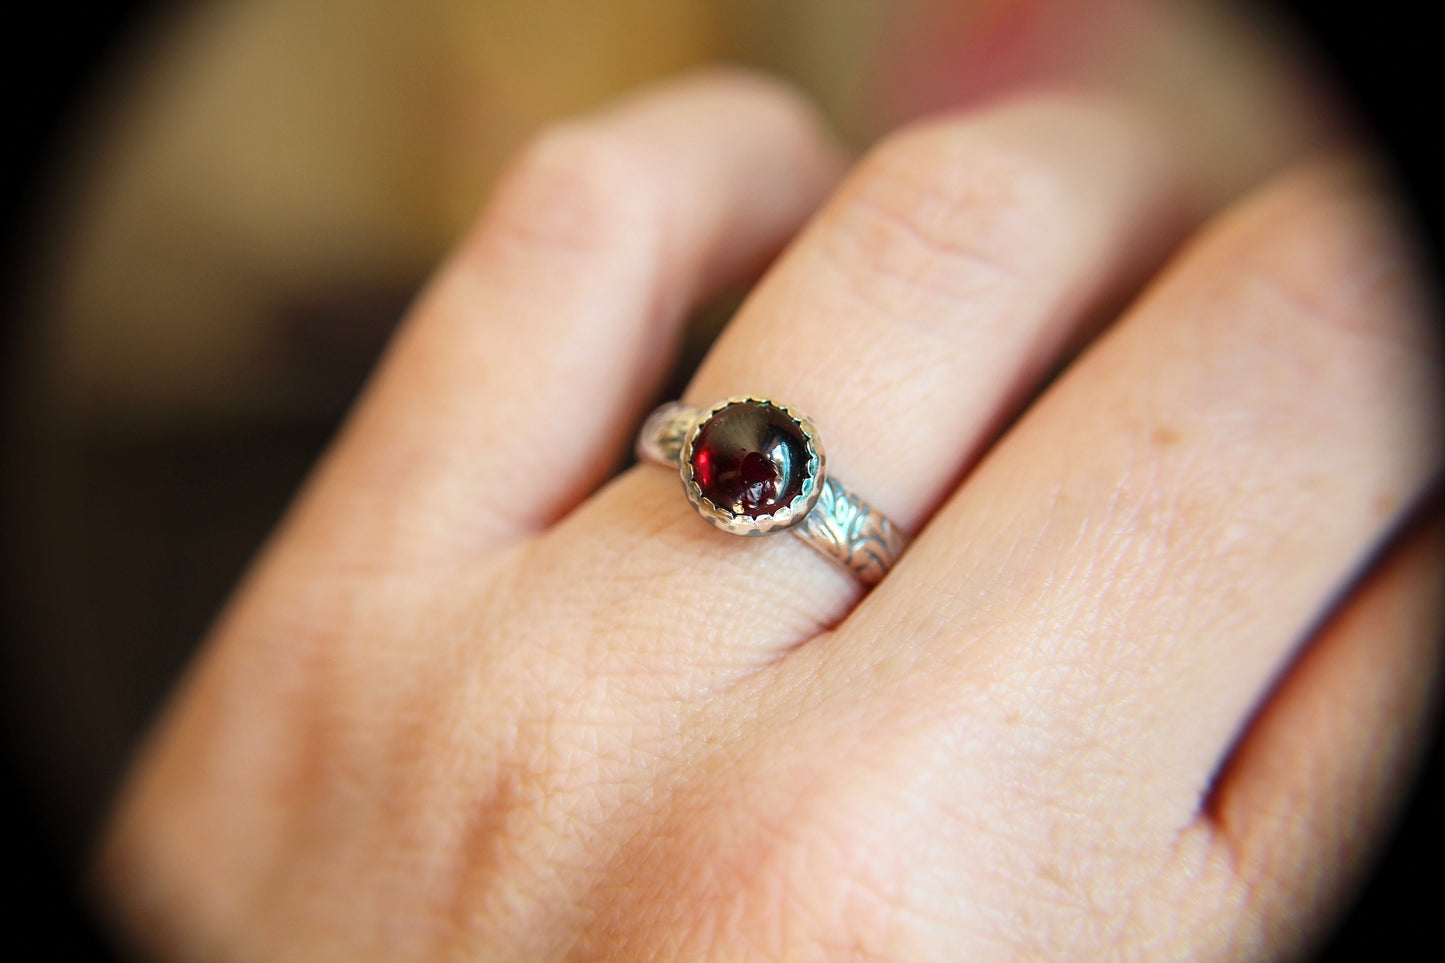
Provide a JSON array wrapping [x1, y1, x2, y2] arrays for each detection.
[[817, 123, 1067, 321], [1220, 168, 1434, 358]]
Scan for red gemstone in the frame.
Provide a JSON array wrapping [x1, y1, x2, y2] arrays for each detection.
[[689, 401, 811, 518]]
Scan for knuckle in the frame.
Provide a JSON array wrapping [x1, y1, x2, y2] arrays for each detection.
[[1216, 161, 1431, 354], [821, 122, 1068, 307], [688, 64, 826, 135], [480, 120, 661, 263]]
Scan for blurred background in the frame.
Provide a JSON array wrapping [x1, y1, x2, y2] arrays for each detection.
[[1, 0, 1438, 958]]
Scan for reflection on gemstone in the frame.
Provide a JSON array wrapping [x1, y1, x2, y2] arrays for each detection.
[[690, 401, 810, 518]]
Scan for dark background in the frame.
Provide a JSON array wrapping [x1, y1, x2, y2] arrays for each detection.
[[3, 0, 1440, 958]]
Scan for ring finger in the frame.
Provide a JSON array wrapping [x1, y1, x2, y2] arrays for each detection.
[[541, 92, 1192, 672]]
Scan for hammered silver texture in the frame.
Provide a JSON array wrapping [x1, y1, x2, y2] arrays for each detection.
[[636, 400, 908, 583], [635, 401, 696, 465], [796, 477, 906, 585]]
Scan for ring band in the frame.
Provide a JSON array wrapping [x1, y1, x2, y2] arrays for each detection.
[[636, 397, 908, 584]]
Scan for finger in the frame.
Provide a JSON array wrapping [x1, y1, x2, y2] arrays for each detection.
[[1193, 508, 1445, 960], [846, 158, 1442, 829], [545, 92, 1190, 663], [287, 70, 845, 563]]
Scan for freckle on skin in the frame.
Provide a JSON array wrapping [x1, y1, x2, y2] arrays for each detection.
[[1373, 492, 1399, 519], [1151, 425, 1182, 447], [1036, 862, 1065, 887]]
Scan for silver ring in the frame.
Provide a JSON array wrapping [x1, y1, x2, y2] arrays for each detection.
[[636, 396, 908, 584]]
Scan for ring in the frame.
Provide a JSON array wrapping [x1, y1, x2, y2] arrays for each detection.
[[636, 396, 908, 584]]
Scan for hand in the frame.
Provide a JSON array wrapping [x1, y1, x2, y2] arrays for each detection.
[[97, 71, 1442, 961]]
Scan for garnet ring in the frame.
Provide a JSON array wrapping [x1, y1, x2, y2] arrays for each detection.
[[636, 396, 908, 584]]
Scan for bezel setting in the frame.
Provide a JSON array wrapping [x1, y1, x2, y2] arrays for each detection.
[[679, 396, 825, 536]]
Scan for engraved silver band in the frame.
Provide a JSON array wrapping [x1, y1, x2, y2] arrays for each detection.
[[636, 400, 908, 584]]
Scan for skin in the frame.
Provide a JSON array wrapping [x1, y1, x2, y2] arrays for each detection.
[[96, 71, 1443, 961]]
